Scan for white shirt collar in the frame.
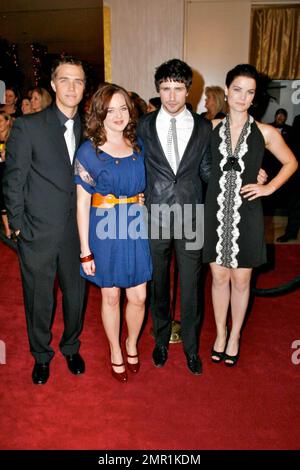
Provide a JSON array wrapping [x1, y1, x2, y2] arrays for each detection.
[[158, 105, 191, 123]]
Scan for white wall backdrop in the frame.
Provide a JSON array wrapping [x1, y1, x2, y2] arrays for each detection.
[[184, 0, 251, 112], [105, 0, 184, 102], [105, 0, 300, 110]]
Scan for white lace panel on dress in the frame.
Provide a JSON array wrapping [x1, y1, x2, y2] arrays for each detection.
[[215, 115, 253, 268], [74, 159, 96, 188]]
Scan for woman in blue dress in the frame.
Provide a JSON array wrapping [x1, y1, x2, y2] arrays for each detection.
[[75, 84, 152, 383]]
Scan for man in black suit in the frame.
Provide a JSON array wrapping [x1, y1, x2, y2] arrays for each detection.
[[276, 113, 300, 242], [3, 56, 86, 384], [270, 108, 293, 147], [138, 59, 211, 375]]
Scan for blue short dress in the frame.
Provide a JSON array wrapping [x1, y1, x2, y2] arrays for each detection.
[[74, 139, 153, 288]]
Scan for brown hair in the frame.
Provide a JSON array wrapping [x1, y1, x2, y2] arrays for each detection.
[[85, 83, 140, 153], [51, 55, 85, 82]]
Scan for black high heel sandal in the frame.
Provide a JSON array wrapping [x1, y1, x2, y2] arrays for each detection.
[[211, 348, 225, 363], [211, 328, 228, 363], [224, 351, 239, 367]]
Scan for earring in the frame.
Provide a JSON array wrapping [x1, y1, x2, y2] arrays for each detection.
[[224, 95, 227, 102]]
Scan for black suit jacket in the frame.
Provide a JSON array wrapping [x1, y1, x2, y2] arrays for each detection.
[[3, 105, 81, 232], [137, 110, 212, 216]]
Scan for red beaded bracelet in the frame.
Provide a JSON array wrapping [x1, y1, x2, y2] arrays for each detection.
[[80, 253, 94, 263]]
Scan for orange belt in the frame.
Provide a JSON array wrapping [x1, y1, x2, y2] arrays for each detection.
[[92, 193, 139, 208]]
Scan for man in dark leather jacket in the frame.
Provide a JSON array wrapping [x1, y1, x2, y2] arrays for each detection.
[[137, 59, 212, 375]]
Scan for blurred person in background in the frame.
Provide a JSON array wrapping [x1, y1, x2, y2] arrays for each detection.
[[0, 87, 21, 118], [200, 85, 227, 121], [0, 112, 13, 237], [147, 97, 161, 113], [129, 91, 148, 118], [31, 87, 52, 113], [276, 111, 300, 242], [21, 97, 32, 115]]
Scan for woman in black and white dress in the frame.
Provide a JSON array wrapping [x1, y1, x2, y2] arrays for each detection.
[[203, 64, 298, 366]]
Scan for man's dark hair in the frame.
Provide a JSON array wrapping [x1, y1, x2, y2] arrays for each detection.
[[154, 59, 193, 92], [275, 108, 288, 118], [51, 55, 86, 81]]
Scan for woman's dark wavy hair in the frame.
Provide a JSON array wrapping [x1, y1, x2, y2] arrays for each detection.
[[154, 59, 193, 92], [85, 83, 140, 153]]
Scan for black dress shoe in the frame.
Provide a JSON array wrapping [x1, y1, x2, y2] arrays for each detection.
[[65, 353, 85, 375], [276, 233, 298, 243], [185, 354, 202, 375], [32, 362, 50, 384], [152, 345, 168, 367]]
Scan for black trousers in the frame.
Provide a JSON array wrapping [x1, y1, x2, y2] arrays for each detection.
[[17, 212, 86, 363], [149, 234, 203, 356]]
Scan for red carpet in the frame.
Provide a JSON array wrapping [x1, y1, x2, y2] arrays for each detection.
[[0, 241, 300, 450]]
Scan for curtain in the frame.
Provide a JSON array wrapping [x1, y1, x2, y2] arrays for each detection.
[[103, 6, 112, 83], [250, 6, 300, 79]]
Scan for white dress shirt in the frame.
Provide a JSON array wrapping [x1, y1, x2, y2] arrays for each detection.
[[156, 106, 194, 173], [64, 119, 76, 163]]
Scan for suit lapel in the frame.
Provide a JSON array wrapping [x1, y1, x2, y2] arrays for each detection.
[[150, 111, 175, 175], [176, 114, 199, 174], [45, 106, 74, 168], [74, 116, 83, 149]]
